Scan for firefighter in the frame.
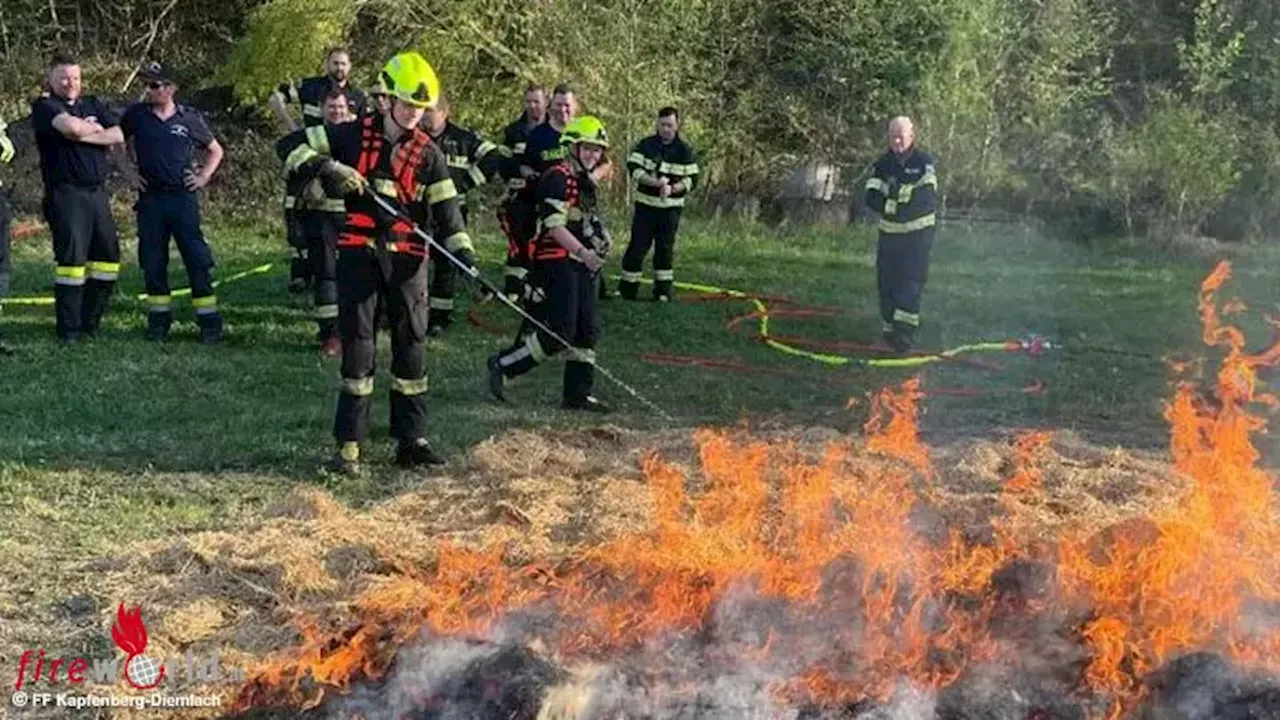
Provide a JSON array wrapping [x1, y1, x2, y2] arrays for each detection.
[[121, 62, 226, 343], [863, 115, 938, 355], [268, 47, 367, 294], [31, 52, 125, 345], [0, 116, 14, 355], [290, 90, 356, 356], [420, 93, 501, 335], [496, 83, 547, 301], [487, 116, 613, 413], [277, 51, 475, 474], [618, 106, 700, 302]]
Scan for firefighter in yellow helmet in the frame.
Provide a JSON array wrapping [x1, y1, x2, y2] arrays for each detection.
[[277, 52, 475, 474], [487, 115, 613, 413]]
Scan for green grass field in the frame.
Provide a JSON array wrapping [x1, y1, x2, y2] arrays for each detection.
[[0, 208, 1274, 643]]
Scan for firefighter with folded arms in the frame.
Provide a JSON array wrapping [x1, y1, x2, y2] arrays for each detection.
[[495, 84, 547, 301], [31, 52, 125, 345], [0, 117, 14, 355], [420, 93, 502, 336], [863, 115, 938, 355], [487, 116, 613, 413], [289, 90, 357, 356], [617, 106, 699, 302], [268, 47, 366, 294], [277, 51, 475, 474], [121, 61, 226, 343]]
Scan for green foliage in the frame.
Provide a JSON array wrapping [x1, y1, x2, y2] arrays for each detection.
[[216, 0, 360, 104]]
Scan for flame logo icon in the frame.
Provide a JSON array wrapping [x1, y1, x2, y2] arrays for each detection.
[[111, 603, 166, 690]]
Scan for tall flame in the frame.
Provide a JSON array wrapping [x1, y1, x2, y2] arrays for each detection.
[[111, 603, 150, 656], [234, 260, 1279, 718]]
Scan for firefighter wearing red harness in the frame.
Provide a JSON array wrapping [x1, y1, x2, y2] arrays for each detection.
[[487, 116, 612, 413], [277, 52, 474, 473]]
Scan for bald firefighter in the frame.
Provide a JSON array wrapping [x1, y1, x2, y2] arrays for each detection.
[[487, 116, 613, 413], [0, 116, 14, 354], [618, 106, 699, 302], [496, 84, 547, 301], [268, 47, 367, 293], [278, 52, 475, 473], [420, 94, 501, 335], [863, 116, 938, 355]]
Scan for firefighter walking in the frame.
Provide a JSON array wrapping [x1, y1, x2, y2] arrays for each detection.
[[487, 116, 613, 413], [121, 62, 226, 343], [618, 106, 699, 302], [268, 47, 366, 293], [31, 53, 125, 344], [496, 84, 547, 301], [421, 94, 501, 335], [278, 51, 475, 473], [0, 116, 14, 354], [863, 116, 938, 355], [288, 90, 356, 356]]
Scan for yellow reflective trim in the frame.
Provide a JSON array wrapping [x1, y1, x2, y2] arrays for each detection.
[[654, 269, 674, 281], [627, 152, 656, 170], [468, 165, 487, 186], [620, 270, 643, 283], [287, 85, 300, 104], [526, 334, 549, 363], [192, 295, 217, 308], [302, 104, 323, 118], [304, 125, 330, 156], [657, 161, 698, 176], [147, 295, 172, 307], [543, 197, 567, 212], [635, 193, 686, 209], [340, 376, 374, 396], [504, 265, 528, 279], [87, 261, 120, 274], [893, 309, 920, 327], [630, 168, 651, 185], [446, 155, 470, 169], [319, 198, 345, 213], [879, 213, 936, 234], [315, 304, 339, 319], [284, 195, 297, 209], [373, 178, 399, 198], [390, 376, 429, 395], [56, 266, 86, 278], [543, 213, 567, 229], [284, 144, 319, 173], [428, 296, 454, 310], [865, 177, 888, 193], [476, 141, 498, 159], [426, 178, 458, 204], [444, 232, 474, 252], [884, 199, 898, 216]]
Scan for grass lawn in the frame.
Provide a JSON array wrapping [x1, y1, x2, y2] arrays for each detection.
[[0, 207, 1274, 668]]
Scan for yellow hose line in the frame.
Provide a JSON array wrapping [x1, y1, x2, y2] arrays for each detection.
[[625, 275, 1017, 369], [4, 263, 274, 306]]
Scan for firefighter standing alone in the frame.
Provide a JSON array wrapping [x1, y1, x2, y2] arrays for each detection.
[[277, 51, 475, 474], [863, 115, 938, 355], [121, 62, 226, 343], [487, 116, 613, 413], [618, 106, 699, 302]]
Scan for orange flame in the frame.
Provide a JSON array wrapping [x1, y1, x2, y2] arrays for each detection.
[[234, 261, 1280, 718]]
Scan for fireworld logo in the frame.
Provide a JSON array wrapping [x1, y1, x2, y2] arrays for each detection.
[[13, 603, 245, 691]]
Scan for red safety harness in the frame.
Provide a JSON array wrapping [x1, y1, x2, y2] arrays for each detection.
[[339, 114, 434, 257], [532, 163, 579, 262]]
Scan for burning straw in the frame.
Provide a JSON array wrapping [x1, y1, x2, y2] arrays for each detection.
[[228, 261, 1279, 720]]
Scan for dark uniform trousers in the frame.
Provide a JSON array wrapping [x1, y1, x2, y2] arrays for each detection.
[[335, 247, 431, 443], [876, 227, 935, 343], [0, 189, 11, 303], [498, 200, 537, 300], [285, 204, 310, 290], [300, 209, 341, 339], [426, 204, 467, 330], [45, 184, 120, 339], [137, 191, 218, 328], [495, 258, 599, 403], [621, 204, 681, 300]]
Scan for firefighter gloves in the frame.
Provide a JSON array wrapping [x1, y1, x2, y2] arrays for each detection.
[[324, 159, 368, 196]]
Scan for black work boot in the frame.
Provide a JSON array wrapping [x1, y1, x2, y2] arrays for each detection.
[[197, 313, 223, 345], [145, 312, 172, 342], [487, 354, 508, 403], [322, 442, 363, 476], [395, 437, 446, 468]]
